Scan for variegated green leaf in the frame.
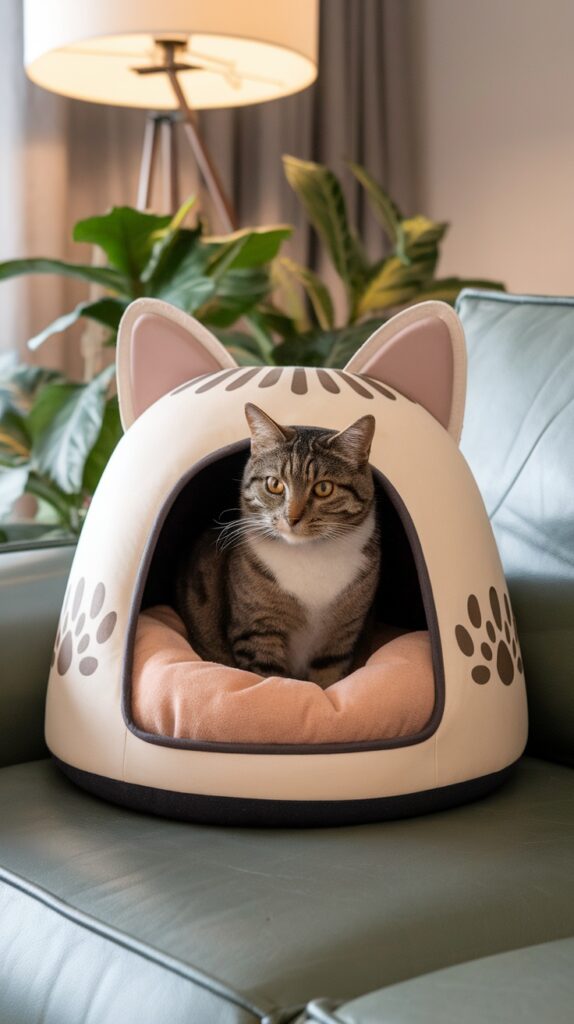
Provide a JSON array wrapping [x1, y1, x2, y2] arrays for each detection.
[[349, 162, 405, 254], [401, 216, 448, 264], [414, 277, 506, 304], [275, 257, 335, 331], [283, 155, 367, 308], [357, 254, 436, 316]]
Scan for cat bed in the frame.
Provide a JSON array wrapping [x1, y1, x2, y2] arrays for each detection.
[[132, 607, 435, 745], [45, 297, 528, 826]]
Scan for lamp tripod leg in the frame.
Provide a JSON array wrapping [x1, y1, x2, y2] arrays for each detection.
[[166, 68, 238, 232], [137, 114, 161, 211], [161, 115, 180, 213]]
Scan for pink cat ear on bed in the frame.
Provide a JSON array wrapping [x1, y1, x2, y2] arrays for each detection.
[[116, 298, 237, 429], [344, 301, 467, 443]]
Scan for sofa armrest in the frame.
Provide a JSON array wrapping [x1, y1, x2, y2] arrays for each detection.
[[0, 545, 74, 768], [305, 937, 574, 1024]]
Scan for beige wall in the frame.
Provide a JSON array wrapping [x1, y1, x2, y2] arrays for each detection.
[[406, 0, 574, 296]]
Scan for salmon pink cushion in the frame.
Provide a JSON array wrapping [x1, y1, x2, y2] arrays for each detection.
[[131, 606, 435, 745]]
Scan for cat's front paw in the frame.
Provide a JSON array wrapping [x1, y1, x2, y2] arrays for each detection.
[[307, 654, 352, 689], [230, 626, 292, 678], [234, 653, 291, 678]]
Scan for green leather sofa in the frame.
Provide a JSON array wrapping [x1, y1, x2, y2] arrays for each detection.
[[0, 290, 572, 1023]]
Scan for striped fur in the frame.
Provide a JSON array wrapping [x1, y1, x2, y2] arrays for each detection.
[[176, 405, 380, 687]]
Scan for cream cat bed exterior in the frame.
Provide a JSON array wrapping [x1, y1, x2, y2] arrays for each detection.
[[45, 298, 528, 826]]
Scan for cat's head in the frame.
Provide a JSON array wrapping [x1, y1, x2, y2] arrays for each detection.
[[240, 403, 375, 545]]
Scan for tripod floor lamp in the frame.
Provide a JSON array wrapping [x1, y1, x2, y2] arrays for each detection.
[[23, 1, 319, 229]]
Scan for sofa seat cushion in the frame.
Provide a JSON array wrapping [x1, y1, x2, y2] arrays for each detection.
[[308, 937, 574, 1024], [0, 757, 573, 1023]]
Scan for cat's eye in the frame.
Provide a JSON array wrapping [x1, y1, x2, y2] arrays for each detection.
[[266, 477, 285, 495], [313, 480, 334, 498]]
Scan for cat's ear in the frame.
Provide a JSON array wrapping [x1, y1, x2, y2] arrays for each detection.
[[116, 298, 237, 429], [245, 403, 296, 454], [328, 415, 376, 466], [344, 301, 467, 443]]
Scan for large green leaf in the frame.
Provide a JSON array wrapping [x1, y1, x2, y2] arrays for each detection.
[[203, 236, 253, 283], [274, 257, 335, 331], [27, 298, 128, 350], [199, 268, 270, 328], [28, 382, 79, 443], [148, 231, 215, 312], [0, 258, 127, 293], [140, 197, 197, 282], [82, 394, 123, 494], [0, 465, 29, 519], [73, 207, 172, 281], [283, 156, 367, 307], [31, 366, 114, 494], [348, 162, 405, 253], [206, 226, 293, 269], [145, 226, 204, 291], [153, 263, 216, 312]]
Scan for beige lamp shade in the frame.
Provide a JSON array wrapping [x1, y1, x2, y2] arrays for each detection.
[[23, 0, 318, 110]]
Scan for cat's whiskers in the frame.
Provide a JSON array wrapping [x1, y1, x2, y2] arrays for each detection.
[[214, 507, 243, 527], [216, 514, 272, 553], [305, 521, 353, 538]]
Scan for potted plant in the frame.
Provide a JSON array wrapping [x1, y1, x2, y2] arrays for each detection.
[[0, 158, 503, 543]]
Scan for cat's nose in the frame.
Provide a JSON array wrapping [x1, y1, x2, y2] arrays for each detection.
[[285, 506, 304, 527]]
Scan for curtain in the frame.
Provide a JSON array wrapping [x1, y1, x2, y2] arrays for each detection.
[[0, 0, 415, 374]]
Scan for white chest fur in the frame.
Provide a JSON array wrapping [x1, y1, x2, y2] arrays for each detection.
[[248, 511, 375, 675], [248, 510, 375, 613]]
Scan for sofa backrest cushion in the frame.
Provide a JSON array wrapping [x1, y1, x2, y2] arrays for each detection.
[[458, 290, 574, 766]]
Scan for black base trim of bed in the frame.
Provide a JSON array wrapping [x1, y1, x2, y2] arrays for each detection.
[[52, 757, 521, 828]]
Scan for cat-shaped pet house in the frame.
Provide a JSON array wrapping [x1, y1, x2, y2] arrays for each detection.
[[45, 298, 527, 826]]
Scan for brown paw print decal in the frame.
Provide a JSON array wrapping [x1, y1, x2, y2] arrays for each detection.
[[52, 577, 117, 677], [455, 587, 523, 686]]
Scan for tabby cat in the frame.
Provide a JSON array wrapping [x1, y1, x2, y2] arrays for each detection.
[[176, 403, 380, 687]]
